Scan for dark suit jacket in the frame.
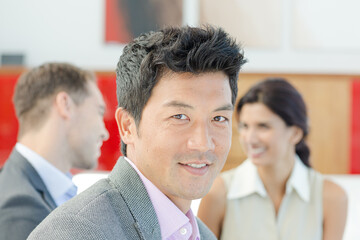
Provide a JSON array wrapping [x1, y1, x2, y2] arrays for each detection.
[[29, 157, 216, 240], [0, 149, 57, 240]]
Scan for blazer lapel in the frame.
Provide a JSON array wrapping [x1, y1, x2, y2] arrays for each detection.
[[9, 150, 57, 210], [30, 171, 57, 210], [109, 157, 162, 239]]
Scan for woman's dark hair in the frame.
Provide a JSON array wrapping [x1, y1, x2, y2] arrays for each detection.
[[236, 78, 311, 167]]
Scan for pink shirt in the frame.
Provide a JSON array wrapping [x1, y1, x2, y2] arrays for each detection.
[[124, 157, 200, 240]]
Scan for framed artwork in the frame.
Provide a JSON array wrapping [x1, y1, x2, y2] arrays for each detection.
[[199, 0, 282, 49], [105, 0, 183, 43]]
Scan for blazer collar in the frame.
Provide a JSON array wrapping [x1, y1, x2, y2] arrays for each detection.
[[108, 157, 162, 239], [9, 149, 57, 209]]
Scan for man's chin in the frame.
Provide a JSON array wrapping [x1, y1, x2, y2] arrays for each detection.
[[76, 159, 98, 170], [182, 187, 211, 201]]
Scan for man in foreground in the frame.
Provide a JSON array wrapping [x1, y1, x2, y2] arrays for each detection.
[[29, 26, 246, 239], [0, 62, 109, 240]]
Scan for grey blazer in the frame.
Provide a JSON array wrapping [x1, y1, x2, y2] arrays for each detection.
[[0, 149, 57, 240], [28, 157, 216, 240]]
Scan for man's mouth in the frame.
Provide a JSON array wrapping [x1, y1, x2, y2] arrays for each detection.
[[184, 163, 207, 168], [179, 162, 210, 176]]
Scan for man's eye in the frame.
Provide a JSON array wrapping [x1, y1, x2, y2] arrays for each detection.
[[172, 114, 187, 120], [214, 116, 227, 122]]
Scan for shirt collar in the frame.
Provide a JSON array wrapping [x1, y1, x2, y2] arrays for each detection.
[[15, 143, 77, 206], [227, 159, 267, 199], [124, 157, 200, 239], [227, 156, 310, 202], [285, 155, 310, 202]]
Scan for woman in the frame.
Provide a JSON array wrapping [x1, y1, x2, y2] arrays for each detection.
[[198, 78, 348, 240]]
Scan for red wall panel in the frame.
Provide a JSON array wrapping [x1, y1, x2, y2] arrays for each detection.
[[0, 73, 20, 166], [351, 79, 360, 173], [96, 73, 121, 171]]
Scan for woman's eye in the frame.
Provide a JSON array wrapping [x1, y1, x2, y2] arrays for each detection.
[[238, 122, 247, 130], [259, 124, 270, 129]]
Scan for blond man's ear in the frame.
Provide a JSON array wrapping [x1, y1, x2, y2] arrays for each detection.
[[54, 91, 75, 120]]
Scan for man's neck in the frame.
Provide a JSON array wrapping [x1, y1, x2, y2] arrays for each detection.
[[166, 195, 192, 214], [18, 133, 71, 173]]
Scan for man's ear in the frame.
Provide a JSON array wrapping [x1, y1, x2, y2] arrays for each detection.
[[54, 91, 74, 119], [115, 108, 137, 145], [291, 126, 304, 145]]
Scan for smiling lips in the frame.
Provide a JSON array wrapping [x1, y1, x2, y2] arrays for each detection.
[[248, 147, 265, 158], [179, 162, 210, 176], [186, 163, 207, 168]]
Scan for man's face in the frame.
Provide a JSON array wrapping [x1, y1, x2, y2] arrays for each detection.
[[127, 72, 233, 211], [69, 81, 109, 169]]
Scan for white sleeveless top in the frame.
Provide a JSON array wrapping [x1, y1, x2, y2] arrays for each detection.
[[220, 157, 323, 240]]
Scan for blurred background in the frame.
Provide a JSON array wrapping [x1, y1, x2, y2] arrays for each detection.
[[0, 0, 359, 173], [1, 0, 360, 238]]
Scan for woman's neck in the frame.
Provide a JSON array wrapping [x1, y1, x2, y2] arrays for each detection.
[[256, 153, 296, 215]]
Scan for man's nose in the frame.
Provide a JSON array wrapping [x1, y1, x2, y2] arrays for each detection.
[[102, 123, 110, 141], [187, 121, 215, 152], [240, 127, 258, 144], [243, 128, 258, 144]]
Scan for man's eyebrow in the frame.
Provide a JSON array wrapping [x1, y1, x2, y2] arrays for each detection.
[[214, 104, 234, 112], [164, 101, 194, 109], [164, 101, 233, 111]]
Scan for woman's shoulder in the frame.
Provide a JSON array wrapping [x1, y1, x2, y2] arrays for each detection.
[[323, 179, 348, 204], [322, 179, 348, 239], [307, 169, 347, 202], [208, 176, 227, 199], [322, 178, 348, 227], [309, 167, 347, 201]]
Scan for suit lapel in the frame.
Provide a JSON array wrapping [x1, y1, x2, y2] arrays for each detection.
[[108, 157, 218, 239], [109, 157, 162, 239], [9, 149, 57, 210]]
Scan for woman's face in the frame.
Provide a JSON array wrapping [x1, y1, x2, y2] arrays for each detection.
[[238, 102, 301, 167]]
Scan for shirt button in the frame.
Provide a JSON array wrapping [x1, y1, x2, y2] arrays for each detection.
[[180, 228, 187, 235]]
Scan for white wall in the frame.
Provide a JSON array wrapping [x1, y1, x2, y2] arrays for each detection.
[[0, 0, 124, 70], [1, 0, 360, 74]]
